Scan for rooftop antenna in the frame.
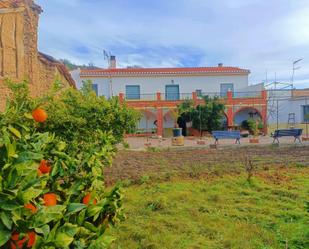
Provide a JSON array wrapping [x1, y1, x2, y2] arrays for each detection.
[[103, 50, 114, 97], [103, 50, 112, 68]]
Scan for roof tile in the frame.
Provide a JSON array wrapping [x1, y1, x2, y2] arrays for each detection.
[[80, 66, 250, 77]]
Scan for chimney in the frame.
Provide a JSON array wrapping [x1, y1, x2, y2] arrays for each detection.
[[109, 55, 116, 69], [218, 63, 223, 67]]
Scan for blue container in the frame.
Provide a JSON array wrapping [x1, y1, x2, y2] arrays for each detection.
[[173, 128, 182, 137]]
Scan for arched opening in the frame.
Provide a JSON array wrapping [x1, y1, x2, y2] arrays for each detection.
[[221, 113, 228, 130], [233, 107, 262, 128], [137, 109, 157, 134], [163, 109, 177, 137]]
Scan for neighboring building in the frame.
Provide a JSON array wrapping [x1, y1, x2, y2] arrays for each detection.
[[72, 57, 268, 136], [267, 89, 309, 135], [0, 0, 75, 110]]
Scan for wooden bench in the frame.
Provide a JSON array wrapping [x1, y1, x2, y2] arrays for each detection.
[[212, 131, 241, 145], [271, 129, 303, 144]]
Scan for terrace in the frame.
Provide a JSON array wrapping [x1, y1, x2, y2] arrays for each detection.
[[119, 90, 268, 136]]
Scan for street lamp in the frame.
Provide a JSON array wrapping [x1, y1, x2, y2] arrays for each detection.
[[291, 58, 302, 88]]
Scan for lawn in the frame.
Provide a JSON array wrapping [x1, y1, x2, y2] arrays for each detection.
[[106, 146, 309, 249]]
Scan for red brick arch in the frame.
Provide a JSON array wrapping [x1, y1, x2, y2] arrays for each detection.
[[232, 107, 263, 128], [233, 106, 262, 119]]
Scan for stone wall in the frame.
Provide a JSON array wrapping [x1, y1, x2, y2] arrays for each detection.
[[0, 0, 75, 110]]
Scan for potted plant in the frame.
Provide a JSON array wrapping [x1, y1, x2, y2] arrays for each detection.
[[257, 121, 264, 135], [248, 119, 259, 143], [170, 109, 182, 137]]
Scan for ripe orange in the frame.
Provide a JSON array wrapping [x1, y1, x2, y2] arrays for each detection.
[[82, 193, 97, 205], [32, 108, 48, 123], [10, 233, 27, 249], [27, 232, 36, 247], [38, 160, 51, 175], [24, 203, 37, 214], [10, 232, 36, 249], [43, 193, 57, 206]]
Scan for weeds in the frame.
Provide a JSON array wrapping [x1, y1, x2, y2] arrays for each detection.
[[244, 154, 255, 183], [146, 146, 161, 152], [139, 175, 151, 184], [146, 198, 167, 211]]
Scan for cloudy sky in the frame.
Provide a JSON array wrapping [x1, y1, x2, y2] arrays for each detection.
[[36, 0, 309, 88]]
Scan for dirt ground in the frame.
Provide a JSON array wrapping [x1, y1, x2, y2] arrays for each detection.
[[105, 144, 309, 186], [124, 136, 309, 150]]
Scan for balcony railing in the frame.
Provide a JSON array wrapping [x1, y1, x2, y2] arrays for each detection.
[[125, 93, 156, 101], [120, 90, 266, 102]]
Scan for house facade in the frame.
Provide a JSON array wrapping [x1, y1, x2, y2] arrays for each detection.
[[71, 58, 267, 137]]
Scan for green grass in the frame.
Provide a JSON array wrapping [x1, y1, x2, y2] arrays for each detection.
[[107, 169, 309, 249]]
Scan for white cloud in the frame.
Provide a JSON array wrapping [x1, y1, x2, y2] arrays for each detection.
[[36, 0, 309, 88]]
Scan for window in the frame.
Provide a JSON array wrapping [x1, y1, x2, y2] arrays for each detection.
[[165, 85, 180, 100], [92, 84, 98, 96], [220, 83, 234, 97], [196, 89, 202, 97], [126, 85, 140, 99], [303, 105, 309, 123]]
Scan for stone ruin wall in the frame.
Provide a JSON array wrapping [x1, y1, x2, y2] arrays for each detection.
[[0, 0, 74, 110]]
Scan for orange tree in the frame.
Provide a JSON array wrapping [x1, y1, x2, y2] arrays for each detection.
[[0, 81, 139, 248]]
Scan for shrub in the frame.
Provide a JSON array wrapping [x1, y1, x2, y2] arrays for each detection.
[[0, 80, 138, 248], [177, 96, 225, 133], [241, 119, 258, 135], [42, 80, 140, 160]]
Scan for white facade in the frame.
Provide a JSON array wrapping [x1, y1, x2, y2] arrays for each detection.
[[71, 66, 257, 99], [70, 65, 266, 133]]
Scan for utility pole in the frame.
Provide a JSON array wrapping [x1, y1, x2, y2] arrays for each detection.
[[276, 99, 279, 130]]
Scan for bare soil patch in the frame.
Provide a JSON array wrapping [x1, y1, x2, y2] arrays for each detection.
[[105, 145, 309, 186]]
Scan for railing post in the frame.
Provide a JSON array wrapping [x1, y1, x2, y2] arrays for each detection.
[[227, 107, 233, 128], [227, 90, 233, 105], [156, 92, 161, 101], [261, 89, 267, 100], [156, 108, 163, 136], [119, 93, 124, 104], [192, 92, 198, 106]]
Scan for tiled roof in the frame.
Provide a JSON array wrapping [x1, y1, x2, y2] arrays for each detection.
[[80, 66, 250, 77]]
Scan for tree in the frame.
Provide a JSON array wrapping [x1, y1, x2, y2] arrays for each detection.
[[0, 80, 139, 248], [178, 96, 225, 134]]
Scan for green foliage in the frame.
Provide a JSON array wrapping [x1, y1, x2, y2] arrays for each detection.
[[177, 96, 225, 132], [257, 121, 264, 130], [191, 96, 225, 132], [242, 119, 258, 135], [44, 80, 139, 143], [177, 100, 194, 122], [0, 80, 138, 248]]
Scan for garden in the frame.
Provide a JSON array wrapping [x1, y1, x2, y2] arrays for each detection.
[[0, 80, 308, 249]]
